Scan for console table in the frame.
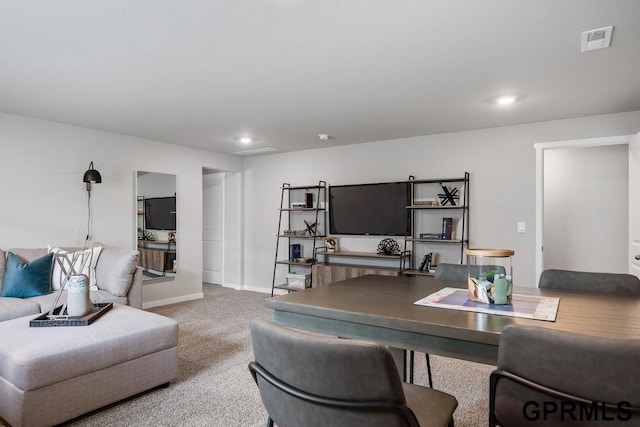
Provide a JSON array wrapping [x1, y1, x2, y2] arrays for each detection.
[[312, 250, 409, 287], [138, 240, 176, 275]]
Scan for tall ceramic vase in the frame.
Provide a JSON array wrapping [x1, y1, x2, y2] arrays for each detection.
[[67, 274, 91, 317]]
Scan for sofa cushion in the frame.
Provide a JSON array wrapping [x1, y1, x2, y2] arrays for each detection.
[[7, 248, 47, 262], [93, 244, 139, 297], [48, 246, 103, 290], [0, 298, 41, 321], [1, 252, 53, 298], [2, 248, 47, 295]]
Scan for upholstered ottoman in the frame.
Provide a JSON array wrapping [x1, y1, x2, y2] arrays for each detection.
[[0, 304, 178, 427]]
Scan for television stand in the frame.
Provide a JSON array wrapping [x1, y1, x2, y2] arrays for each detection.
[[138, 240, 176, 275], [312, 249, 409, 287]]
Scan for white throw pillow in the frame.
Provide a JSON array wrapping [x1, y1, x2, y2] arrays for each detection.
[[48, 246, 103, 290]]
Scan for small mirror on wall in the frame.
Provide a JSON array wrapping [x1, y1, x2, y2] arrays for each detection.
[[135, 171, 177, 282]]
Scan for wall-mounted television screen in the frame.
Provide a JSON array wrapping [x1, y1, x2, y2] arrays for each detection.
[[329, 182, 410, 236], [144, 196, 176, 231]]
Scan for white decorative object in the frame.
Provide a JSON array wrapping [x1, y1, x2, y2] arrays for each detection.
[[67, 274, 91, 317], [48, 246, 102, 290]]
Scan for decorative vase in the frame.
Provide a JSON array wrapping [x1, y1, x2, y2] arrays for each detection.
[[67, 274, 91, 317], [467, 248, 514, 305]]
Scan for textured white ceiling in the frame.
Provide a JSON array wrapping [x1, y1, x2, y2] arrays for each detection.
[[1, 1, 639, 155]]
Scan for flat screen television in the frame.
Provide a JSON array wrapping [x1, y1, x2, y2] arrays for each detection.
[[144, 196, 176, 231], [329, 182, 410, 236]]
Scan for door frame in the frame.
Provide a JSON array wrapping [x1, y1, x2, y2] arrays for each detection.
[[534, 134, 633, 284]]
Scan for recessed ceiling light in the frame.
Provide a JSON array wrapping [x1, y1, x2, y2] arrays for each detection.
[[318, 134, 331, 141], [234, 136, 255, 144], [495, 95, 517, 105]]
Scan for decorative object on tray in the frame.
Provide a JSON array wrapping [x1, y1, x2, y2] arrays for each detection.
[[67, 274, 91, 317], [30, 303, 113, 327], [324, 236, 338, 252], [377, 238, 400, 255], [467, 248, 514, 305], [438, 185, 459, 206], [31, 248, 114, 327], [46, 251, 92, 318]]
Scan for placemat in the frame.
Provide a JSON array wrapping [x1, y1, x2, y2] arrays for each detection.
[[414, 287, 559, 321]]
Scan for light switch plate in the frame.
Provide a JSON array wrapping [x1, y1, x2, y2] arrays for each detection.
[[517, 222, 526, 233]]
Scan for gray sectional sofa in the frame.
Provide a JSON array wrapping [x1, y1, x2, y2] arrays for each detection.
[[0, 244, 143, 322], [0, 244, 180, 427]]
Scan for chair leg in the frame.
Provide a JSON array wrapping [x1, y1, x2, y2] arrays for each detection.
[[266, 417, 274, 427], [426, 353, 433, 388], [409, 350, 415, 384]]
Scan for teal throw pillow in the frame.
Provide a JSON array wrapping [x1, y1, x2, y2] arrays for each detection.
[[1, 252, 53, 298]]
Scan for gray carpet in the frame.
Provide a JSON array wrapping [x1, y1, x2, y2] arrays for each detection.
[[46, 284, 492, 426]]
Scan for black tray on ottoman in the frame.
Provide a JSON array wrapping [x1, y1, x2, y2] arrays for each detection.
[[29, 302, 113, 327]]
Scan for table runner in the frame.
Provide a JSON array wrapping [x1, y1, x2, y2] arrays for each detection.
[[414, 287, 559, 321]]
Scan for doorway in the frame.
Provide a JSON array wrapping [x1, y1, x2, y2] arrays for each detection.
[[203, 172, 223, 284], [202, 169, 242, 288], [535, 135, 633, 282]]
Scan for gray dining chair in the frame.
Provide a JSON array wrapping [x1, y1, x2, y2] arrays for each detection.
[[416, 263, 506, 387], [538, 269, 640, 296], [434, 263, 507, 282], [249, 319, 458, 427], [490, 324, 640, 426], [433, 263, 469, 282]]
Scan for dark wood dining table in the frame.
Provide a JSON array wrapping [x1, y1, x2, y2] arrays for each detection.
[[264, 274, 640, 366]]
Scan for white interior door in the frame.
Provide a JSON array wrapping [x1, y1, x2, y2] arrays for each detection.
[[630, 132, 640, 279], [203, 173, 223, 284]]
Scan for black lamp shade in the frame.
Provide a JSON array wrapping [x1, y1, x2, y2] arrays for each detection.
[[83, 161, 102, 184]]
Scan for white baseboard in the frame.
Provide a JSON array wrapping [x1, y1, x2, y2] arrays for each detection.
[[142, 292, 204, 309], [241, 284, 273, 294]]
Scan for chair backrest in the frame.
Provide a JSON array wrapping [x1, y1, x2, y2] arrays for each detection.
[[539, 269, 640, 296], [249, 319, 419, 427], [434, 263, 505, 282], [490, 325, 640, 426], [433, 263, 468, 282]]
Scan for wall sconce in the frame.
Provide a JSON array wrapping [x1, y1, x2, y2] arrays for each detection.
[[83, 161, 102, 191], [82, 161, 101, 247]]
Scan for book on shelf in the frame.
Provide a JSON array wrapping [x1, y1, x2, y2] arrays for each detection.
[[289, 244, 301, 261], [419, 233, 442, 240], [442, 217, 453, 240]]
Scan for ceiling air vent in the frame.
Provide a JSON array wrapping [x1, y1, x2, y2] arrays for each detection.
[[581, 26, 613, 52], [233, 147, 278, 156]]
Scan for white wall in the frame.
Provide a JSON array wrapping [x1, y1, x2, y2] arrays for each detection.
[[544, 145, 628, 273], [0, 112, 242, 307], [243, 111, 640, 292]]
